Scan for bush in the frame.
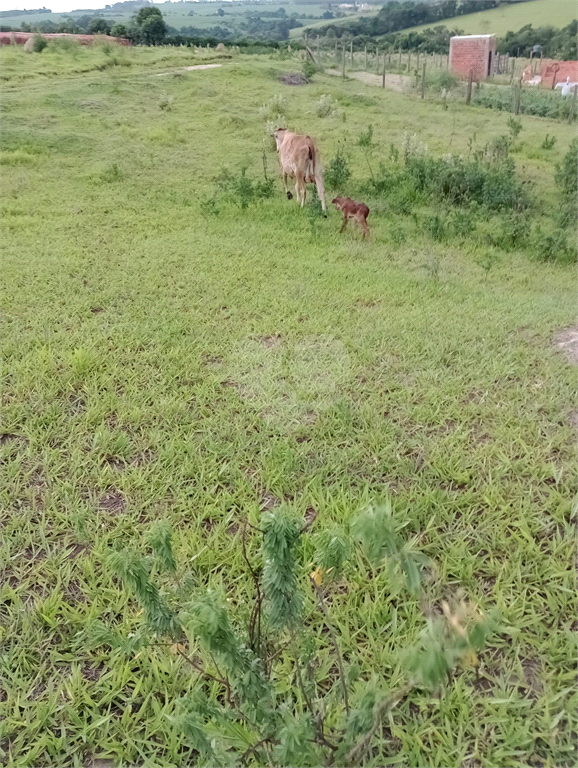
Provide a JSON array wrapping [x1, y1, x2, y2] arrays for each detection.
[[302, 58, 318, 80], [473, 85, 578, 122], [94, 503, 496, 767], [325, 144, 351, 189], [530, 225, 574, 263], [315, 93, 337, 118], [32, 34, 47, 53], [402, 154, 530, 211], [555, 139, 578, 227], [215, 166, 274, 209]]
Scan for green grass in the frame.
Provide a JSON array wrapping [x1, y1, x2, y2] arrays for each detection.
[[1, 45, 577, 768], [401, 0, 577, 37]]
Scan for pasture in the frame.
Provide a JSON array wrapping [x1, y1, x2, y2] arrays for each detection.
[[400, 0, 577, 37], [1, 44, 577, 767]]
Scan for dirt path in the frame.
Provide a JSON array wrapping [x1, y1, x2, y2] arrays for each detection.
[[325, 68, 413, 93], [156, 63, 223, 77]]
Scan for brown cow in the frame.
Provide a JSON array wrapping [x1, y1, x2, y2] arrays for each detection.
[[272, 128, 326, 215], [332, 196, 370, 238]]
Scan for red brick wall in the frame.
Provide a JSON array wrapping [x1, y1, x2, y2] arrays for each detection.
[[540, 59, 578, 88], [449, 36, 496, 81]]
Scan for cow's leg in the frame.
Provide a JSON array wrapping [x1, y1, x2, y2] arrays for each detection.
[[339, 214, 348, 233], [359, 215, 370, 239], [283, 173, 293, 200], [296, 173, 306, 207]]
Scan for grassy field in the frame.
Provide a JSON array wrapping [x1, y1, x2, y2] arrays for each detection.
[[401, 0, 577, 37], [291, 0, 577, 39], [1, 43, 577, 768]]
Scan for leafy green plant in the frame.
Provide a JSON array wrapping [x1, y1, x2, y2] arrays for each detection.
[[32, 34, 47, 53], [507, 116, 522, 144], [541, 133, 557, 150], [357, 124, 376, 179], [216, 166, 274, 210], [315, 93, 337, 118], [555, 138, 578, 228], [96, 502, 496, 767], [302, 59, 318, 81], [324, 144, 351, 190]]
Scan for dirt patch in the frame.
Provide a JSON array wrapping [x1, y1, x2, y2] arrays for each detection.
[[555, 325, 578, 365], [326, 69, 413, 93], [258, 334, 282, 348], [260, 491, 281, 511], [0, 433, 27, 446], [156, 63, 223, 77], [98, 490, 126, 514], [280, 72, 309, 86]]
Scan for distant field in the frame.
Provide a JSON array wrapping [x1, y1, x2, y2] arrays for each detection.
[[0, 0, 347, 30], [401, 0, 577, 37], [289, 8, 379, 37]]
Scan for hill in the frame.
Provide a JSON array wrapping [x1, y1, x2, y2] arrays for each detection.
[[398, 0, 577, 37]]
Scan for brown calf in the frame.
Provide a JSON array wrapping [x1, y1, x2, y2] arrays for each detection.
[[332, 196, 370, 238], [273, 128, 327, 215]]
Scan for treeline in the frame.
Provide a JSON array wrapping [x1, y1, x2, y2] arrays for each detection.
[[362, 19, 578, 59], [317, 0, 500, 38], [498, 21, 577, 59]]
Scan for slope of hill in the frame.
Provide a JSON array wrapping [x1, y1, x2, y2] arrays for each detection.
[[398, 0, 577, 37]]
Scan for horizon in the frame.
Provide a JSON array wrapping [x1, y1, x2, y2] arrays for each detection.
[[0, 0, 244, 13]]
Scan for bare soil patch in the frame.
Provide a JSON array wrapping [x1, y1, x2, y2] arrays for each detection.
[[280, 72, 309, 86], [326, 69, 413, 93], [555, 325, 578, 365]]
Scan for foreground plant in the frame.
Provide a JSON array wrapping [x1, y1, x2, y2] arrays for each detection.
[[91, 502, 496, 766]]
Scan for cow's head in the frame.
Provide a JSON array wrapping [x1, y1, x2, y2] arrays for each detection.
[[272, 127, 287, 151]]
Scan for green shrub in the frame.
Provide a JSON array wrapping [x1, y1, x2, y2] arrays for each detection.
[[32, 34, 47, 53], [530, 225, 574, 263], [94, 502, 496, 767], [302, 59, 318, 81], [473, 85, 578, 121], [216, 166, 274, 210], [325, 144, 351, 190], [555, 139, 578, 228]]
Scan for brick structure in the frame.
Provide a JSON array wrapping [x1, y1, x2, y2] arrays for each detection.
[[449, 34, 496, 81], [523, 58, 578, 89]]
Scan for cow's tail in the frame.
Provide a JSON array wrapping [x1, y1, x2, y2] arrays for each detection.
[[309, 142, 327, 215]]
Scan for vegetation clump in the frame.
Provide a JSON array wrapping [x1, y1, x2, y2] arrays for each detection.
[[96, 503, 496, 767]]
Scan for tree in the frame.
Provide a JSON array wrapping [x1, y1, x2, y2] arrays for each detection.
[[217, 7, 225, 16], [132, 6, 167, 45], [110, 22, 127, 38], [88, 17, 111, 35]]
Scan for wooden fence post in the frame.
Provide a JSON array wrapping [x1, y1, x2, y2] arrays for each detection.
[[382, 53, 386, 88], [466, 70, 473, 104], [350, 40, 353, 66], [335, 38, 338, 61], [398, 45, 402, 69], [408, 51, 411, 72], [421, 60, 426, 98], [342, 45, 346, 78], [364, 45, 367, 70]]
